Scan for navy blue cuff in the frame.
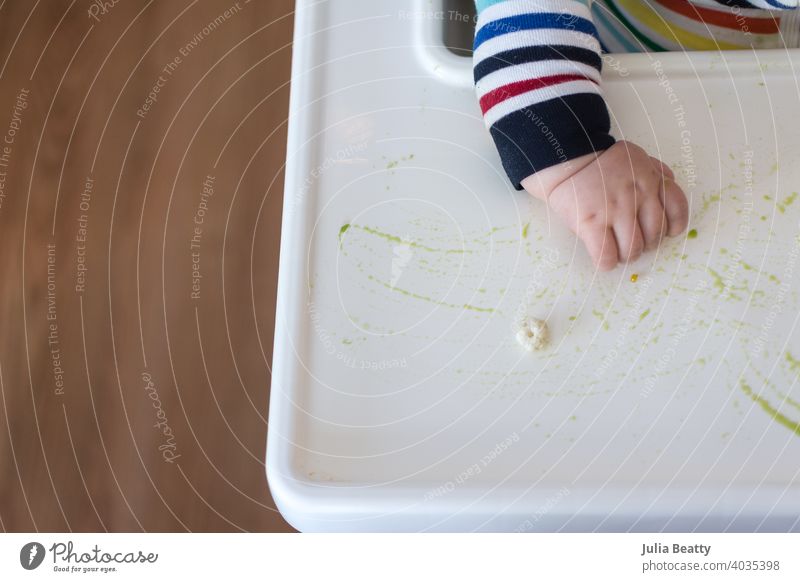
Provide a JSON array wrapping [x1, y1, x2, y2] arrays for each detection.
[[488, 93, 616, 190]]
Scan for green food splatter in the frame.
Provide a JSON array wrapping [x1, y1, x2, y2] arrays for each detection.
[[385, 155, 414, 170], [366, 274, 494, 313], [786, 352, 800, 372], [748, 355, 800, 413], [740, 380, 800, 437], [687, 228, 698, 239], [777, 191, 798, 214], [344, 223, 473, 254], [338, 223, 351, 246], [707, 267, 725, 293], [592, 309, 609, 330], [781, 354, 800, 411], [522, 222, 530, 239], [701, 194, 720, 214], [639, 308, 651, 321]]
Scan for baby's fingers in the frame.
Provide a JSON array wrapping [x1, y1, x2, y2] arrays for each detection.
[[580, 223, 620, 271], [662, 178, 689, 236], [613, 213, 646, 263], [638, 197, 667, 250]]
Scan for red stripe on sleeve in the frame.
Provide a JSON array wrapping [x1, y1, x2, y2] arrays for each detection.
[[479, 74, 598, 114]]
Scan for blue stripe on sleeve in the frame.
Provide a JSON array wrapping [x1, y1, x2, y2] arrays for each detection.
[[474, 12, 599, 50]]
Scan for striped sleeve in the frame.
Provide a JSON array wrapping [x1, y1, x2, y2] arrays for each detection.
[[474, 0, 616, 190], [703, 0, 798, 8]]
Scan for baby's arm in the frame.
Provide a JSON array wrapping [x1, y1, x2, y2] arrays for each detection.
[[474, 0, 688, 270]]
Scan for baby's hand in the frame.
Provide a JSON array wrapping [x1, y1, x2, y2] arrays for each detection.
[[521, 141, 689, 271]]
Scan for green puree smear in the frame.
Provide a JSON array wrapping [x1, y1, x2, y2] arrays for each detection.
[[338, 223, 351, 246], [337, 222, 494, 313], [340, 223, 474, 254], [779, 353, 800, 411], [786, 351, 800, 373], [385, 154, 414, 170], [707, 267, 725, 293], [740, 380, 800, 437], [366, 274, 494, 313], [687, 229, 698, 239], [777, 191, 798, 214]]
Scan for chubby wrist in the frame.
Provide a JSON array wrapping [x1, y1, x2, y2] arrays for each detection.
[[520, 151, 600, 202]]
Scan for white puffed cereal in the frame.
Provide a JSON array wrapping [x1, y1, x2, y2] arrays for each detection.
[[515, 317, 549, 351]]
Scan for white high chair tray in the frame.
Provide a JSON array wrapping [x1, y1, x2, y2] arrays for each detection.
[[267, 0, 800, 531]]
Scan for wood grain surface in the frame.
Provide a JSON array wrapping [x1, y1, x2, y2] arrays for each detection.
[[0, 0, 295, 532]]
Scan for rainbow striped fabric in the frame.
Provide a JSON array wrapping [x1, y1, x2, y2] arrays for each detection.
[[593, 0, 800, 52], [474, 0, 800, 188]]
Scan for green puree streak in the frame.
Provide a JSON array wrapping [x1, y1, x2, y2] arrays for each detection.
[[338, 223, 351, 246], [786, 352, 800, 371], [338, 222, 494, 313], [779, 353, 800, 411], [740, 380, 800, 437], [367, 275, 495, 313], [346, 224, 473, 254]]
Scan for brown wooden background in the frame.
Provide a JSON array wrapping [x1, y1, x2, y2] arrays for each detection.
[[0, 0, 295, 531]]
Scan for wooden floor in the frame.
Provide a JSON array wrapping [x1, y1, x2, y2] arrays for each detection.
[[0, 0, 295, 531]]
